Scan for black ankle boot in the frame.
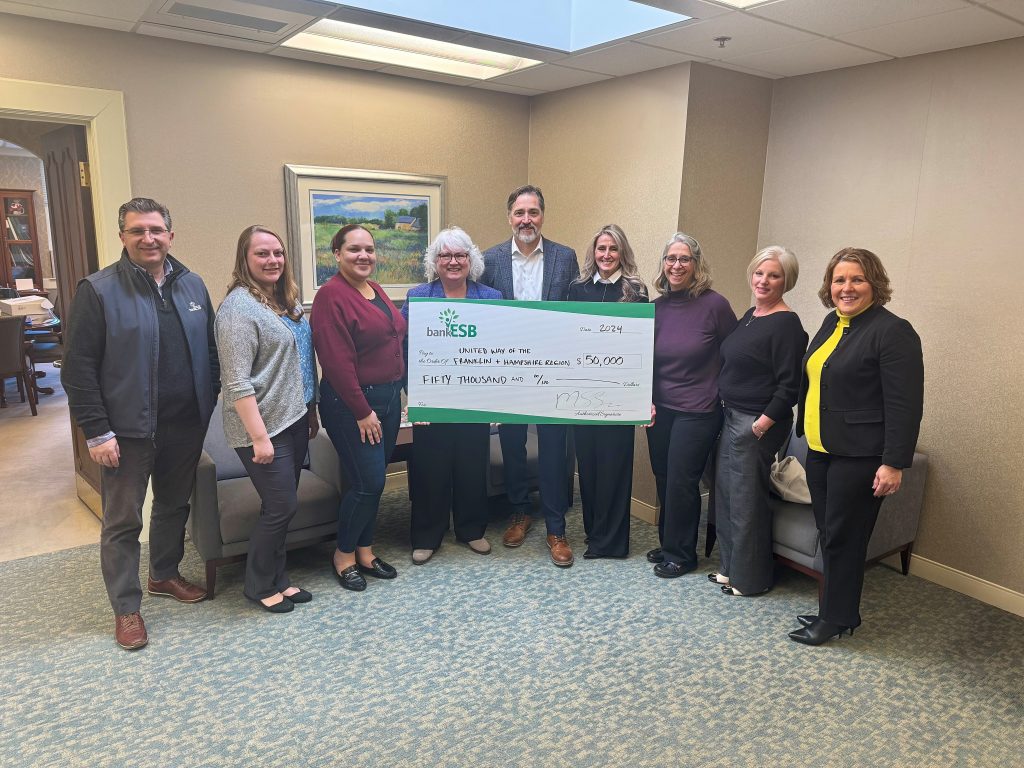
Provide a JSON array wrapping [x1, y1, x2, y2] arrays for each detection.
[[788, 618, 855, 646]]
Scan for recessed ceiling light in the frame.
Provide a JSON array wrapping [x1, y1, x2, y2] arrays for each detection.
[[282, 19, 542, 79]]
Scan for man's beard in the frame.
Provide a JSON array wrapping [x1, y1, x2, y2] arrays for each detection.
[[517, 226, 538, 244]]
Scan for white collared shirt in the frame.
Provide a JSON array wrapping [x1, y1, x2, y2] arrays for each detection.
[[511, 236, 545, 301], [593, 269, 622, 285]]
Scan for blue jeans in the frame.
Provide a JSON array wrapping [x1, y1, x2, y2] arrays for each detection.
[[318, 379, 402, 552], [646, 404, 723, 568]]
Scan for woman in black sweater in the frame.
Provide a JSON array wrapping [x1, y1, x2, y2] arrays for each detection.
[[566, 224, 648, 558], [712, 246, 807, 596]]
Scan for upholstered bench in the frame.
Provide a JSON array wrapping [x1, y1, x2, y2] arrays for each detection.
[[769, 428, 929, 594], [187, 401, 345, 597]]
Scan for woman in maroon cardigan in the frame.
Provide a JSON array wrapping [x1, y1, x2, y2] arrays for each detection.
[[312, 224, 407, 592]]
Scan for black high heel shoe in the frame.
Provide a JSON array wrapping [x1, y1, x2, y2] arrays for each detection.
[[797, 614, 818, 628], [788, 618, 855, 646]]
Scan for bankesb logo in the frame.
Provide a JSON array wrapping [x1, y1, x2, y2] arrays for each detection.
[[427, 307, 477, 337]]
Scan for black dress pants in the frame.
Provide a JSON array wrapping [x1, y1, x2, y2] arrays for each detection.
[[646, 405, 722, 568], [575, 424, 635, 557], [409, 422, 489, 549], [805, 449, 885, 627]]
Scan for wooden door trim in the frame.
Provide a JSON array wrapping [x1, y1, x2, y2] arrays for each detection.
[[0, 77, 131, 267]]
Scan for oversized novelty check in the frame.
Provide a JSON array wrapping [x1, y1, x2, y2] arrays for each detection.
[[406, 298, 654, 424]]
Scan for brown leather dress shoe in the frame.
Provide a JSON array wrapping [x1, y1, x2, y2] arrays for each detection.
[[546, 534, 574, 567], [502, 514, 533, 547], [115, 612, 148, 650], [147, 576, 207, 603]]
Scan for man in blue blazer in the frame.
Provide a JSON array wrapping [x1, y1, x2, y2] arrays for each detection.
[[480, 185, 580, 567]]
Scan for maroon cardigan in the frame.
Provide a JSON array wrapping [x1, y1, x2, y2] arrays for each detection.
[[311, 275, 406, 420]]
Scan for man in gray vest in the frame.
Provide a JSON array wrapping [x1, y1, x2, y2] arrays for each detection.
[[62, 197, 219, 650]]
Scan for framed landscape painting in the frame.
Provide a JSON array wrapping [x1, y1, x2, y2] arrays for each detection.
[[284, 165, 446, 304]]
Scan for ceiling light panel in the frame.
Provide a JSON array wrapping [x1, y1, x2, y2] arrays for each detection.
[[282, 19, 543, 78]]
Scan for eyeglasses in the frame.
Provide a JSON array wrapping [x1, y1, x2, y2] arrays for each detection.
[[122, 227, 169, 237], [664, 255, 693, 265], [438, 252, 469, 263]]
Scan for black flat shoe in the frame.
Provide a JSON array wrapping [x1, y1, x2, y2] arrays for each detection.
[[335, 565, 366, 592], [707, 572, 729, 585], [254, 596, 294, 613], [653, 561, 695, 579], [797, 614, 818, 628], [788, 619, 855, 646], [358, 558, 397, 579], [646, 548, 664, 564], [283, 588, 312, 604]]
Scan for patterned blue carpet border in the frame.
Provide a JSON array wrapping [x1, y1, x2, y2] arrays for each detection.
[[1, 489, 1022, 767]]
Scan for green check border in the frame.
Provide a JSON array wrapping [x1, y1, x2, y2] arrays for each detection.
[[407, 297, 654, 319], [406, 407, 648, 426]]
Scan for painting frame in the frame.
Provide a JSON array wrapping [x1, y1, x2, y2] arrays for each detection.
[[284, 164, 446, 306]]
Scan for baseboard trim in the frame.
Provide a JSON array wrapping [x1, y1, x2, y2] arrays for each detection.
[[630, 497, 658, 525], [906, 554, 1024, 618]]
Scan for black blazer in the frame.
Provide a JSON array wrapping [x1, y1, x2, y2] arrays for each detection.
[[796, 304, 923, 468]]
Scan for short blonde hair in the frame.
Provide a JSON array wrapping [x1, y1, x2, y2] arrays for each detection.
[[747, 246, 799, 293], [652, 232, 712, 297]]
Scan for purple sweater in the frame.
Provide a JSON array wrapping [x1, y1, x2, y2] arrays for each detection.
[[653, 289, 737, 412]]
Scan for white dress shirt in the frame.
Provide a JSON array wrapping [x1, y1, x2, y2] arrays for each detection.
[[511, 237, 545, 301], [594, 269, 622, 285]]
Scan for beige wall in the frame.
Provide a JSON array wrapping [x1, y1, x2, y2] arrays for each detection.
[[529, 62, 771, 514], [759, 38, 1024, 593], [529, 63, 691, 276], [679, 63, 773, 311], [0, 14, 529, 298]]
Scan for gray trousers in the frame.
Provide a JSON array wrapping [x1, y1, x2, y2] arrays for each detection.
[[713, 407, 790, 594], [235, 415, 308, 601], [99, 421, 206, 615]]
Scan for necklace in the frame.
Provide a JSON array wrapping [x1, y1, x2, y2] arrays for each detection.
[[747, 302, 783, 326]]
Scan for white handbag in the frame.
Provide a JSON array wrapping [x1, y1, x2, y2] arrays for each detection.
[[770, 455, 812, 504]]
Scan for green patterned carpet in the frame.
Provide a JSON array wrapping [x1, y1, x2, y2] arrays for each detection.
[[2, 489, 1022, 767]]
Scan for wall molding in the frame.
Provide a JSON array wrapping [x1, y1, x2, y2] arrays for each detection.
[[630, 492, 1023, 618], [905, 554, 1024, 618], [630, 497, 657, 526]]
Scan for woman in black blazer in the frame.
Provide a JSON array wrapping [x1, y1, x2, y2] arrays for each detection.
[[790, 247, 923, 646]]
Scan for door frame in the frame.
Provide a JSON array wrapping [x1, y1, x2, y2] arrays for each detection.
[[1, 76, 132, 514], [0, 76, 131, 268]]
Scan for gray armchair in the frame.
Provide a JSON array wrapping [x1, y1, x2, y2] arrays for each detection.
[[187, 401, 346, 597], [769, 427, 928, 595]]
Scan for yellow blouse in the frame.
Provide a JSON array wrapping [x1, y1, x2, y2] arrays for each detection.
[[804, 312, 850, 453]]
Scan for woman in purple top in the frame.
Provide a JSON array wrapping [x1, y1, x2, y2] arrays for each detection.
[[646, 233, 737, 578]]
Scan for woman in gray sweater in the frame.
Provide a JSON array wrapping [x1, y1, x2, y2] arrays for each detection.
[[215, 225, 319, 613]]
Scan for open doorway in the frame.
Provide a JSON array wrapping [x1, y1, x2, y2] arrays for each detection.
[[0, 121, 100, 560]]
